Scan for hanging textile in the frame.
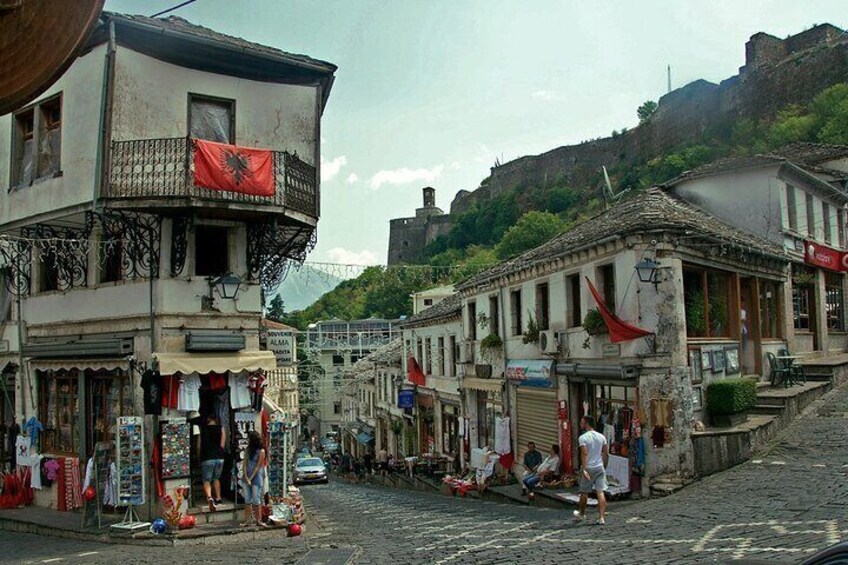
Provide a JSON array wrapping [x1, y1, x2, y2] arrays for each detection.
[[193, 138, 274, 197], [494, 416, 511, 455], [585, 277, 653, 343], [407, 357, 426, 387]]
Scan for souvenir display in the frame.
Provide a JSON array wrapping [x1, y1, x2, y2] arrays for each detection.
[[266, 421, 288, 497], [116, 417, 145, 506], [159, 420, 191, 479]]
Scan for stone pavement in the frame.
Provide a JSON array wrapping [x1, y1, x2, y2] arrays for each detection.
[[2, 382, 847, 564]]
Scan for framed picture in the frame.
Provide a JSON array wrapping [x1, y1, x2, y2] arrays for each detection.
[[700, 350, 712, 371], [689, 348, 703, 384], [724, 346, 740, 374], [711, 348, 726, 373]]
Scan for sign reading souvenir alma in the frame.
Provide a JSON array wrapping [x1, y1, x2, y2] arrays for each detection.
[[267, 330, 295, 366], [506, 359, 555, 388]]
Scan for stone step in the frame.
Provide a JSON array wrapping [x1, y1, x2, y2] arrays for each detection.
[[756, 395, 787, 407], [749, 404, 784, 415], [650, 482, 685, 497]]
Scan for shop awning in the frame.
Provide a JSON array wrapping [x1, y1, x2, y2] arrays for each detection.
[[27, 358, 129, 373], [356, 432, 374, 445], [460, 377, 503, 393], [154, 350, 276, 375]]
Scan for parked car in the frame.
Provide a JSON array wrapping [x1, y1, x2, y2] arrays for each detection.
[[293, 457, 329, 485], [800, 541, 848, 564]]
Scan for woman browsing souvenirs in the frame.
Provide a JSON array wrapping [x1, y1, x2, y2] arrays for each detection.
[[241, 431, 267, 527], [199, 414, 227, 512]]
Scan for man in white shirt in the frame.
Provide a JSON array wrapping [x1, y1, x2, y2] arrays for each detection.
[[522, 444, 560, 500], [573, 415, 609, 525]]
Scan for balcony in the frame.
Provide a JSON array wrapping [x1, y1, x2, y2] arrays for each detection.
[[106, 137, 318, 219]]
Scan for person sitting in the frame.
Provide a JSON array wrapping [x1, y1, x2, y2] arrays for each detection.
[[522, 444, 560, 500], [520, 441, 543, 497]]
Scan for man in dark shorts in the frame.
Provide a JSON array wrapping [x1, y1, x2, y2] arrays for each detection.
[[573, 415, 609, 525]]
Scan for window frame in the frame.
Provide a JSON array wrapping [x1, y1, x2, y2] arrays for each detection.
[[786, 184, 797, 231], [806, 193, 816, 238], [488, 295, 499, 337], [194, 224, 231, 277], [467, 301, 477, 341], [824, 272, 844, 331], [535, 282, 550, 331], [510, 288, 523, 336], [567, 274, 582, 328], [187, 93, 236, 144], [10, 93, 62, 189]]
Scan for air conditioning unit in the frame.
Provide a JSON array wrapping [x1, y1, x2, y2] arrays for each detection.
[[460, 340, 476, 364], [539, 330, 561, 355]]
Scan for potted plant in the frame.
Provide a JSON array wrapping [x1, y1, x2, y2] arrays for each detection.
[[706, 378, 756, 427], [582, 308, 607, 336], [522, 313, 540, 344]]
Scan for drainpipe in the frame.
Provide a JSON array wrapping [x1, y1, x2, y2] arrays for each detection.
[[93, 18, 117, 209]]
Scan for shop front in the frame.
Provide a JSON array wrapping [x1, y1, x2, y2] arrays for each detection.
[[416, 392, 435, 455], [507, 360, 559, 470], [459, 377, 502, 452]]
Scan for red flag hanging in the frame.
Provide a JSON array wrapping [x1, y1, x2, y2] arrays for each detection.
[[407, 356, 426, 386], [193, 138, 274, 197], [585, 277, 653, 343]]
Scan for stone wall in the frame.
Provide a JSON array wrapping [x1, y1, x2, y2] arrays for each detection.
[[448, 24, 848, 216]]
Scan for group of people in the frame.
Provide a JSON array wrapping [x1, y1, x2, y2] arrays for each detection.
[[520, 415, 609, 525], [331, 447, 397, 480]]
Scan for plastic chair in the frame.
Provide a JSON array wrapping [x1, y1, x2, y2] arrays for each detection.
[[766, 352, 790, 387], [777, 347, 806, 385]]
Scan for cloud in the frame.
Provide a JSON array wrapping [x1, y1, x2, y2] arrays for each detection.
[[368, 164, 444, 190], [532, 90, 562, 101], [345, 173, 359, 184], [321, 155, 348, 182], [326, 247, 378, 266]]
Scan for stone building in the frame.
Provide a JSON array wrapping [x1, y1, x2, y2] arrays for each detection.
[[387, 187, 452, 265], [0, 12, 335, 511]]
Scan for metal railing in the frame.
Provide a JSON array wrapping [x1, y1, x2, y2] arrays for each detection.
[[107, 137, 318, 218]]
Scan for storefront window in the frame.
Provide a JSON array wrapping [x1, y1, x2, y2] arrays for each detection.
[[759, 281, 782, 338], [825, 273, 845, 331], [87, 371, 131, 452], [792, 266, 815, 331], [683, 267, 732, 337]]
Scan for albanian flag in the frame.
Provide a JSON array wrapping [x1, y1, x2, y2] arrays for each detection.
[[193, 138, 274, 197], [407, 356, 426, 386], [586, 277, 653, 343]]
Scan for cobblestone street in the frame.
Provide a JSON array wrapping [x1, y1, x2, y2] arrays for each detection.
[[2, 383, 847, 565]]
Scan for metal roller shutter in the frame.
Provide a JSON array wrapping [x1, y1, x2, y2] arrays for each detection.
[[516, 388, 559, 463]]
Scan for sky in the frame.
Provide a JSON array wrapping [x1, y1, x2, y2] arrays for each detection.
[[105, 0, 846, 268]]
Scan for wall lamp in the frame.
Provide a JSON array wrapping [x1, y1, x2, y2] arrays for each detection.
[[207, 273, 242, 300], [635, 258, 660, 290]]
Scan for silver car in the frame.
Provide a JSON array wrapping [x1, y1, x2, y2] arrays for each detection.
[[293, 457, 329, 485]]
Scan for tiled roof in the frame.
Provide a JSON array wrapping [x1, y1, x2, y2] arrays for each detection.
[[349, 338, 403, 375], [456, 188, 787, 291], [769, 142, 848, 166], [661, 155, 782, 187], [401, 293, 462, 327], [104, 12, 337, 73], [261, 319, 296, 331]]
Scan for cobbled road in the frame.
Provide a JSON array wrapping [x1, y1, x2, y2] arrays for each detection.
[[3, 383, 847, 564]]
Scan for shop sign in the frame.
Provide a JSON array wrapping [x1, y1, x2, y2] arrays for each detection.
[[398, 389, 415, 409], [602, 343, 620, 358], [267, 330, 295, 366], [804, 240, 842, 272], [506, 359, 554, 388]]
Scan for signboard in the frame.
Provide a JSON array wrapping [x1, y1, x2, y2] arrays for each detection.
[[804, 240, 841, 271], [267, 330, 295, 366], [398, 389, 415, 409], [602, 343, 621, 358], [506, 359, 554, 388]]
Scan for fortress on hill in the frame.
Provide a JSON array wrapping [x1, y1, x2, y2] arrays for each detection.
[[388, 23, 848, 265]]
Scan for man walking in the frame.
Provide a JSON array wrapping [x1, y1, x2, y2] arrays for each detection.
[[573, 415, 609, 525]]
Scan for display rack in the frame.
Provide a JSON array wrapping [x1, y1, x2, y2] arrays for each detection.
[[159, 419, 191, 479], [266, 421, 288, 497], [112, 416, 149, 531]]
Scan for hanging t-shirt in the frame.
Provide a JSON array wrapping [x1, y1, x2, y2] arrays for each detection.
[[177, 374, 201, 412], [16, 435, 36, 466], [494, 416, 511, 455], [161, 375, 180, 409], [248, 373, 267, 412], [229, 373, 252, 409], [43, 458, 60, 482], [205, 373, 227, 391], [40, 458, 56, 486], [25, 417, 43, 448], [141, 369, 162, 416], [30, 455, 43, 489]]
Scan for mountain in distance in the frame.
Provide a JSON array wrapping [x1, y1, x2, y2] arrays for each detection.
[[273, 265, 343, 312]]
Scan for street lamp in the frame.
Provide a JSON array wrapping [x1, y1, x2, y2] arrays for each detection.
[[635, 258, 659, 289], [208, 273, 242, 300]]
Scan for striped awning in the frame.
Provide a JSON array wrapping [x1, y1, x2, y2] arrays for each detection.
[[460, 377, 503, 393]]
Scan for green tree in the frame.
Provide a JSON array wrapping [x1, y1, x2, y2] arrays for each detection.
[[811, 83, 848, 145], [494, 210, 565, 260], [266, 294, 285, 321], [450, 246, 499, 284], [766, 105, 817, 148], [637, 100, 658, 122]]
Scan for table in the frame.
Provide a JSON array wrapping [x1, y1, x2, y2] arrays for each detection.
[[776, 355, 801, 387]]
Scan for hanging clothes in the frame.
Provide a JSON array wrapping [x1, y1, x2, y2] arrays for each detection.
[[177, 374, 201, 412], [229, 373, 251, 409], [29, 456, 43, 490], [24, 417, 43, 448], [104, 462, 118, 507], [494, 415, 511, 455], [161, 375, 180, 409], [213, 390, 231, 442], [140, 369, 162, 416], [248, 373, 267, 411]]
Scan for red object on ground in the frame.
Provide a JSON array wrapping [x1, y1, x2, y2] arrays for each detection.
[[585, 277, 653, 343], [178, 515, 196, 530], [193, 138, 274, 197], [288, 523, 302, 537]]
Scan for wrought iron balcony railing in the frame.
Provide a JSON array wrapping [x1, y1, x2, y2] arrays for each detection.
[[107, 137, 318, 218]]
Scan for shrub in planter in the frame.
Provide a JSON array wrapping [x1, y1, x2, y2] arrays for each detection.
[[706, 378, 756, 427], [582, 308, 607, 336], [480, 333, 503, 362]]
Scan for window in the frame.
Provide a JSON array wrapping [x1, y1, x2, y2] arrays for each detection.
[[99, 236, 123, 283], [437, 337, 445, 376], [332, 354, 344, 366], [467, 301, 477, 340], [535, 282, 550, 331], [488, 295, 499, 336], [194, 225, 229, 276], [189, 94, 234, 143], [417, 338, 423, 366], [567, 274, 582, 328], [786, 184, 797, 231], [425, 337, 432, 374], [838, 209, 846, 249], [11, 95, 61, 188], [825, 272, 844, 331], [683, 266, 732, 337], [510, 289, 523, 336], [597, 264, 616, 311], [448, 335, 456, 377], [823, 202, 832, 244], [806, 193, 816, 238], [792, 266, 815, 331], [38, 251, 60, 293], [759, 281, 782, 339], [333, 402, 341, 415], [423, 298, 433, 306]]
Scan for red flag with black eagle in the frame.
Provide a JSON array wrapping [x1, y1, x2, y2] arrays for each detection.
[[586, 277, 653, 343], [193, 138, 274, 196]]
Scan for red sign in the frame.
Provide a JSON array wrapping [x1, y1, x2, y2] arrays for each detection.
[[804, 240, 843, 272], [193, 138, 274, 197]]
